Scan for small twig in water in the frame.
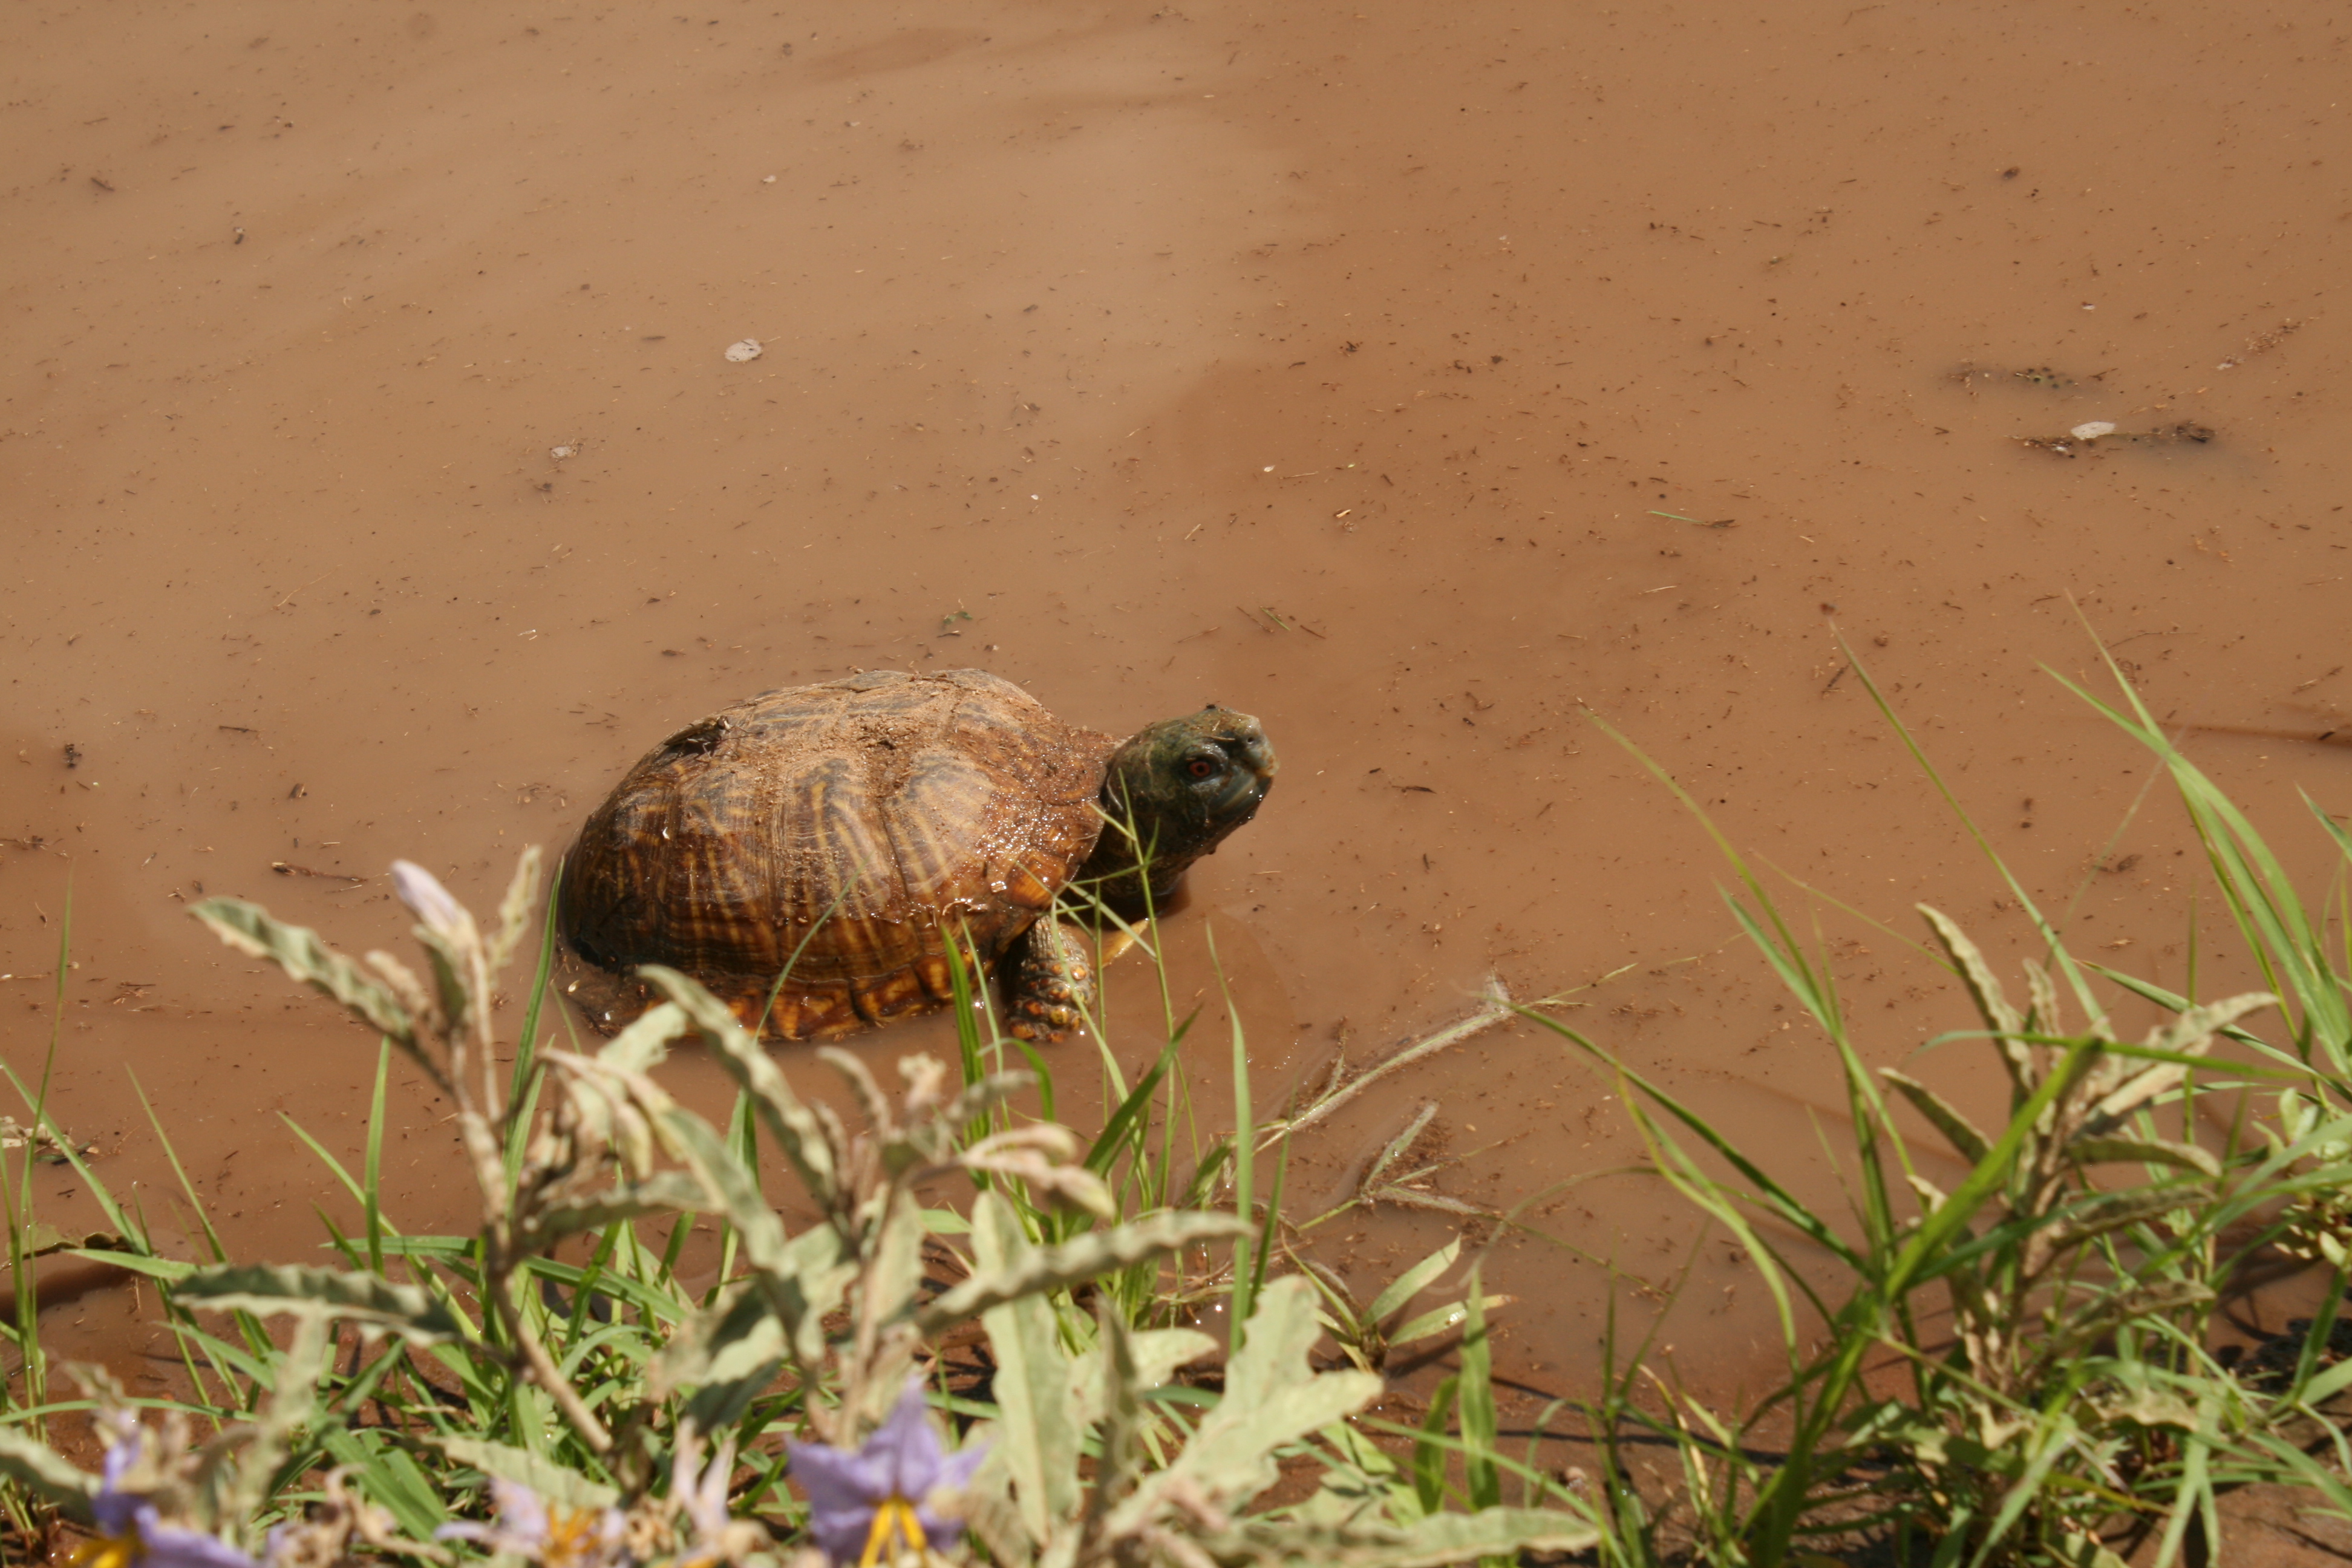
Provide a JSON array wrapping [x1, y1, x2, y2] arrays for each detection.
[[1269, 978, 1514, 1149]]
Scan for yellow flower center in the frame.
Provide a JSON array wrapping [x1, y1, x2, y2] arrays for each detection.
[[543, 1506, 614, 1568], [65, 1527, 140, 1568], [857, 1494, 930, 1567]]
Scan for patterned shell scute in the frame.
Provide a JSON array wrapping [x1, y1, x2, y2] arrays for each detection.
[[560, 669, 1114, 1039]]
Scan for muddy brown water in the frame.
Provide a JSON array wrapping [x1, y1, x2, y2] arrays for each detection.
[[4, 0, 2348, 1413]]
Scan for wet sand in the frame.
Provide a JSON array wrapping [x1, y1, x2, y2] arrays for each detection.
[[4, 0, 2348, 1407]]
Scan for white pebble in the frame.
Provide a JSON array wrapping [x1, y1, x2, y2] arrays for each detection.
[[724, 338, 764, 363], [2069, 421, 2116, 441]]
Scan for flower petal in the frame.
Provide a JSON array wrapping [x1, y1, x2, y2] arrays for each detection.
[[91, 1432, 142, 1536], [870, 1377, 948, 1498], [134, 1508, 261, 1568], [935, 1437, 988, 1494], [786, 1440, 883, 1507], [488, 1476, 550, 1542], [391, 860, 468, 937], [788, 1435, 896, 1567]]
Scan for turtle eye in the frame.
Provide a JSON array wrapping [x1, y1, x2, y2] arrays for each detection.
[[1185, 755, 1221, 780]]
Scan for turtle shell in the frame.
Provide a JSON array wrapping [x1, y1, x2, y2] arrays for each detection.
[[558, 668, 1115, 1040]]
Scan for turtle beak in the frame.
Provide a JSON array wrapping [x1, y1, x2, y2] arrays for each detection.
[[1205, 708, 1277, 814]]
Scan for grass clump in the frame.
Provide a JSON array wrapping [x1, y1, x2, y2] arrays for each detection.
[[0, 850, 1596, 1567], [1534, 652, 2352, 1566]]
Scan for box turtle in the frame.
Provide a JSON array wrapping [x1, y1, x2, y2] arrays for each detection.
[[556, 668, 1276, 1042]]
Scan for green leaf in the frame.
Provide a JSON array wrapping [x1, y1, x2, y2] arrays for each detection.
[[973, 1191, 1082, 1544], [1388, 1295, 1515, 1353], [174, 1263, 464, 1342], [318, 1426, 449, 1540], [1456, 1270, 1500, 1512], [440, 1436, 618, 1511], [190, 898, 416, 1047], [916, 1210, 1248, 1334], [1413, 1376, 1459, 1516], [1367, 1236, 1462, 1326]]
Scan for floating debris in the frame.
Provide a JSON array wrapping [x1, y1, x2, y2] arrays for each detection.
[[2018, 422, 2215, 457], [2218, 317, 2304, 370], [724, 338, 764, 363], [1946, 362, 2085, 390], [0, 1116, 94, 1162], [272, 860, 365, 884]]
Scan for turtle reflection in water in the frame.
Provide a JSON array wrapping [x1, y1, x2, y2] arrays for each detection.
[[557, 668, 1277, 1042]]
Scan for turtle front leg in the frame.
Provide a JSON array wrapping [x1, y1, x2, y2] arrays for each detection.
[[1005, 918, 1138, 1041]]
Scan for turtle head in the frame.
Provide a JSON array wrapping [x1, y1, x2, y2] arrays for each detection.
[[1077, 705, 1277, 912]]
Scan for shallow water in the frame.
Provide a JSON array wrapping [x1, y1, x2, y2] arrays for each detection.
[[4, 0, 2348, 1402]]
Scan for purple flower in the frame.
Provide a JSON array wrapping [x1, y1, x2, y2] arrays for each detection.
[[787, 1379, 986, 1567], [434, 1477, 624, 1567], [391, 860, 471, 939], [668, 1428, 754, 1568], [64, 1428, 258, 1568]]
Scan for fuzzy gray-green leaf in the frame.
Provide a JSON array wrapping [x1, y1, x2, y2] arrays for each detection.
[[440, 1437, 618, 1511], [2066, 1136, 2221, 1178], [916, 1210, 1247, 1334], [523, 1170, 710, 1241], [596, 1000, 690, 1075], [2044, 1186, 2200, 1251], [1368, 1184, 1497, 1220], [972, 1191, 1081, 1543], [1884, 1070, 1993, 1165], [486, 844, 544, 977], [1918, 905, 2025, 1065], [1111, 1277, 1381, 1534], [2143, 990, 2275, 1062], [1072, 1327, 1217, 1429], [650, 1281, 786, 1400], [652, 1102, 789, 1275], [641, 964, 840, 1203], [175, 1263, 463, 1342], [191, 898, 415, 1045], [1344, 1505, 1603, 1566], [0, 1429, 97, 1519]]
